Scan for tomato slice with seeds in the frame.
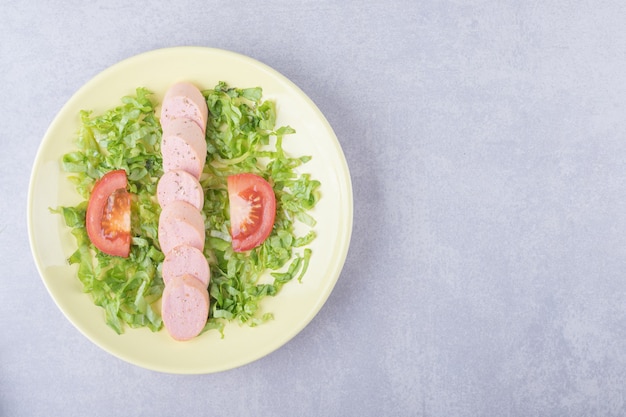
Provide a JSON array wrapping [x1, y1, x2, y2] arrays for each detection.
[[227, 173, 276, 252], [85, 170, 131, 257]]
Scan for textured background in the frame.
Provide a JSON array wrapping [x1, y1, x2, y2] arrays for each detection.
[[3, 1, 626, 416]]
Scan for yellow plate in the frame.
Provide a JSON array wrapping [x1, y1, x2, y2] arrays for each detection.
[[27, 47, 353, 374]]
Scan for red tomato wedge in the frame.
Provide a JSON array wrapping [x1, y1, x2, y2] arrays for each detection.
[[227, 173, 276, 252], [85, 170, 131, 257]]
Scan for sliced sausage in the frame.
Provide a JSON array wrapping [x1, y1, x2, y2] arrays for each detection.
[[162, 244, 210, 287], [161, 273, 209, 341], [157, 169, 204, 211], [158, 82, 211, 342], [158, 200, 205, 255], [161, 118, 207, 179], [160, 82, 209, 133]]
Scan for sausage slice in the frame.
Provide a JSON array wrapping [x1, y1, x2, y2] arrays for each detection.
[[161, 118, 207, 179], [158, 200, 205, 255], [161, 274, 209, 341], [160, 82, 209, 134], [162, 244, 210, 287], [157, 169, 205, 211]]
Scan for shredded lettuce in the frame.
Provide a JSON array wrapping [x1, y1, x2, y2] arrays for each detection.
[[55, 87, 164, 334], [201, 82, 320, 334], [56, 82, 320, 337]]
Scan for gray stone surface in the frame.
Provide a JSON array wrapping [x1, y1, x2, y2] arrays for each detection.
[[4, 1, 626, 416]]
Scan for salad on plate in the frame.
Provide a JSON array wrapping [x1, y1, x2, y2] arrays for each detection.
[[54, 81, 321, 339]]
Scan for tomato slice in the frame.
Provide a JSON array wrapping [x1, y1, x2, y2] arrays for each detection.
[[227, 173, 276, 252], [85, 170, 131, 257]]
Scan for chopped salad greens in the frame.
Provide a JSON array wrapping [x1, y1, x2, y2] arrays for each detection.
[[55, 82, 320, 336]]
